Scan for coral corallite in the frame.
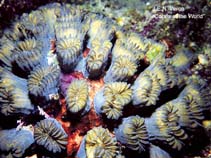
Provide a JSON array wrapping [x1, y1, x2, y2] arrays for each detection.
[[94, 82, 132, 120], [34, 118, 68, 153], [79, 126, 120, 158], [12, 38, 44, 73], [28, 64, 60, 104], [65, 79, 89, 114], [115, 115, 149, 152]]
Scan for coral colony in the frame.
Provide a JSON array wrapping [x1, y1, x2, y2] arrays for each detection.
[[0, 2, 210, 158]]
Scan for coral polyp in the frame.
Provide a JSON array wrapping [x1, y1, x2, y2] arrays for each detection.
[[125, 33, 146, 52], [132, 71, 161, 106], [86, 51, 105, 77], [115, 115, 149, 152], [94, 82, 132, 120], [0, 42, 14, 70], [56, 38, 82, 73], [86, 16, 115, 46], [0, 69, 34, 116], [21, 10, 46, 36], [0, 2, 210, 158], [28, 64, 60, 105], [86, 40, 112, 78], [12, 38, 44, 74], [0, 128, 34, 158], [3, 22, 30, 42], [34, 118, 68, 153], [149, 103, 188, 150], [77, 127, 120, 158], [65, 79, 89, 114], [104, 56, 137, 82], [170, 85, 206, 130]]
